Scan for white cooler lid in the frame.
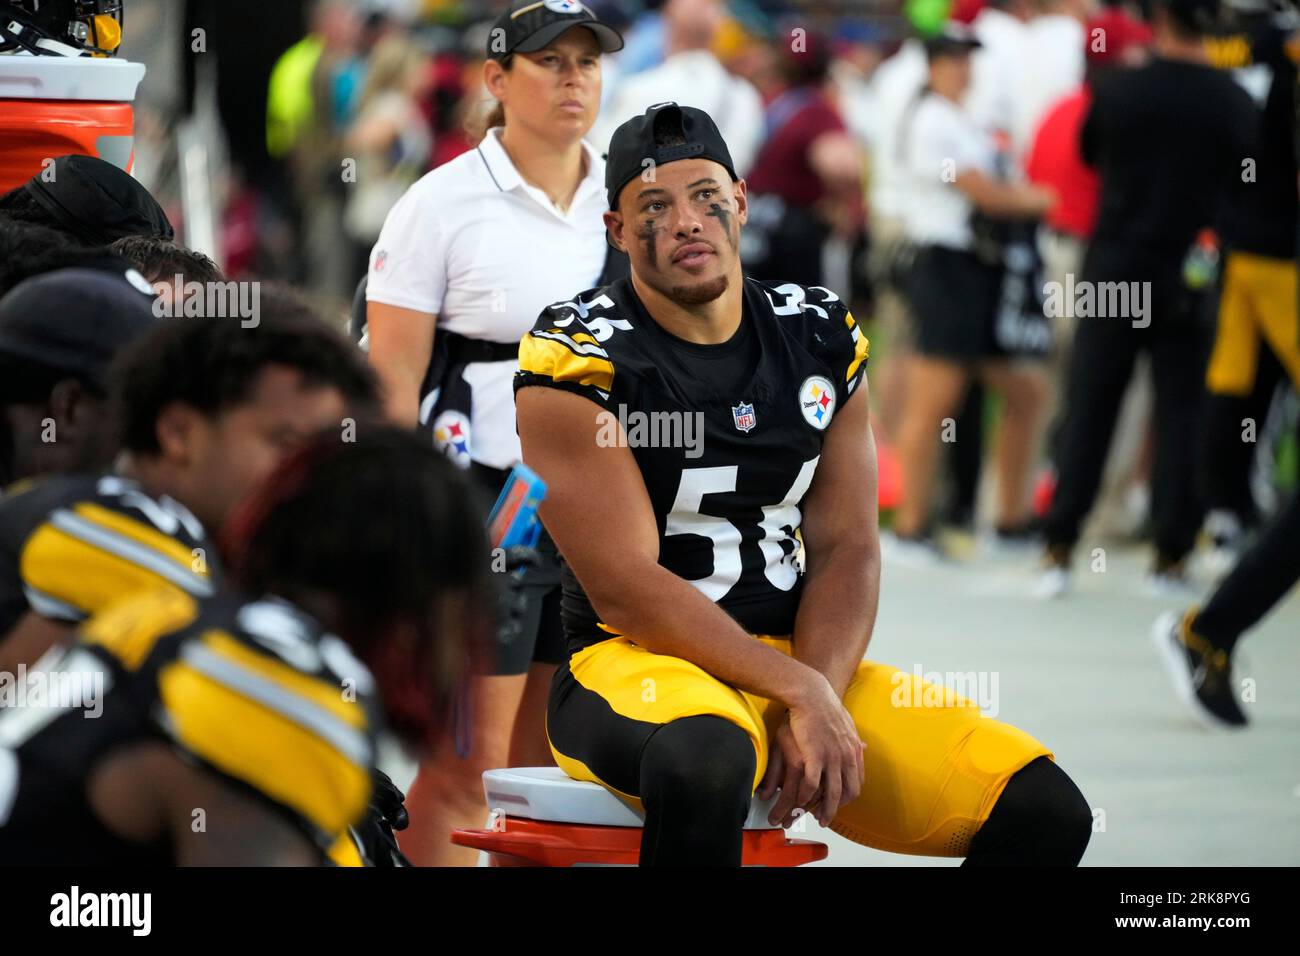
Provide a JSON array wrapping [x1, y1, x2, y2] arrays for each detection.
[[482, 766, 783, 830], [0, 55, 145, 102]]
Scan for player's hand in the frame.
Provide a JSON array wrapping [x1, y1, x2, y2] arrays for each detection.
[[770, 677, 864, 828], [758, 714, 806, 827]]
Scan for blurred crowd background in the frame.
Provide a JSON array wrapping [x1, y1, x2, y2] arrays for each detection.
[[113, 0, 1300, 577]]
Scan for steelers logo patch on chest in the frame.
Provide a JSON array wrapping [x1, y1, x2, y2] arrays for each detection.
[[798, 375, 836, 430]]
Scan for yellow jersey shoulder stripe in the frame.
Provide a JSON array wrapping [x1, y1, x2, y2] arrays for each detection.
[[21, 523, 207, 623], [158, 633, 373, 837], [72, 502, 207, 574], [199, 629, 367, 727], [178, 632, 370, 757], [42, 507, 213, 597], [519, 331, 615, 397], [845, 311, 870, 384]]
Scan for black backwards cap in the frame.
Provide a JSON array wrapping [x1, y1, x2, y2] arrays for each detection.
[[605, 102, 739, 210], [20, 154, 174, 246]]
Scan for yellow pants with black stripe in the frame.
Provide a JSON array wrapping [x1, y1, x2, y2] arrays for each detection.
[[1206, 251, 1300, 395], [547, 635, 1052, 857]]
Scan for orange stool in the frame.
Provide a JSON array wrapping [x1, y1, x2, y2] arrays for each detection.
[[451, 767, 828, 867], [0, 56, 146, 191]]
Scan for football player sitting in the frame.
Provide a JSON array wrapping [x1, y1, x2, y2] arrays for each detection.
[[514, 103, 1093, 866]]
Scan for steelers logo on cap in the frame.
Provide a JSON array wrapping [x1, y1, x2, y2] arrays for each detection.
[[798, 375, 836, 430], [543, 0, 584, 13]]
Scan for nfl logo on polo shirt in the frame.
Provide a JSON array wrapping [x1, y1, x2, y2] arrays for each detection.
[[799, 375, 835, 430], [732, 402, 756, 433]]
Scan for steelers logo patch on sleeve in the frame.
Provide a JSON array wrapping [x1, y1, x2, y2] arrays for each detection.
[[799, 375, 836, 430]]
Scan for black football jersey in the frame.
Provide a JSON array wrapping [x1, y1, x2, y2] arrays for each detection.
[[0, 473, 218, 638], [0, 587, 381, 865], [515, 275, 869, 652]]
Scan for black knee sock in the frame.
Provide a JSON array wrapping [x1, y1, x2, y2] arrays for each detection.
[[963, 756, 1092, 866], [638, 715, 756, 867]]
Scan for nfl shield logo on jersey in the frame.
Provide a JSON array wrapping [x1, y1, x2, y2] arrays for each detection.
[[799, 376, 836, 430], [732, 402, 756, 433]]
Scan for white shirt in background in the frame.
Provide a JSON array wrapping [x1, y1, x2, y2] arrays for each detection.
[[366, 126, 609, 469], [865, 39, 928, 220], [900, 92, 996, 251], [590, 49, 765, 175], [1014, 14, 1085, 154], [967, 7, 1032, 135], [831, 60, 878, 151]]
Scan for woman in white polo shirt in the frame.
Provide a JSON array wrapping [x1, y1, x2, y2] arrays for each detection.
[[891, 25, 1055, 561], [365, 0, 623, 866]]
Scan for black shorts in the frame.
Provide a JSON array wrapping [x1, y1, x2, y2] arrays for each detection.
[[471, 463, 567, 676], [907, 244, 1005, 361]]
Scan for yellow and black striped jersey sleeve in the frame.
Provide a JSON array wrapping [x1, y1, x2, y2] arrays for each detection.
[[0, 473, 215, 634], [83, 590, 380, 860], [842, 308, 871, 395], [515, 292, 620, 411], [156, 624, 375, 851]]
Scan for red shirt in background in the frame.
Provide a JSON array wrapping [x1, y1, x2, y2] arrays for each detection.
[[745, 91, 846, 208], [1086, 9, 1154, 67], [1024, 88, 1099, 239]]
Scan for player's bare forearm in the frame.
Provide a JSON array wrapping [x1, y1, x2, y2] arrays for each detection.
[[791, 540, 879, 698], [790, 378, 881, 698], [591, 560, 825, 708]]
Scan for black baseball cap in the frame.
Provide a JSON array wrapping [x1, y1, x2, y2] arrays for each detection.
[[923, 23, 982, 59], [0, 267, 159, 391], [605, 102, 739, 210], [21, 154, 174, 246], [486, 0, 624, 62]]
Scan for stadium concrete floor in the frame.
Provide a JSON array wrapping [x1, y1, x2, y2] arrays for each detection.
[[815, 540, 1300, 867], [384, 541, 1300, 866]]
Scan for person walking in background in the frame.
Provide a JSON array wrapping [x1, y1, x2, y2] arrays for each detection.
[[1038, 0, 1257, 597], [1198, 0, 1300, 569], [889, 24, 1055, 562], [363, 0, 623, 866], [590, 0, 764, 176], [1024, 17, 1152, 540], [1154, 466, 1300, 729]]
